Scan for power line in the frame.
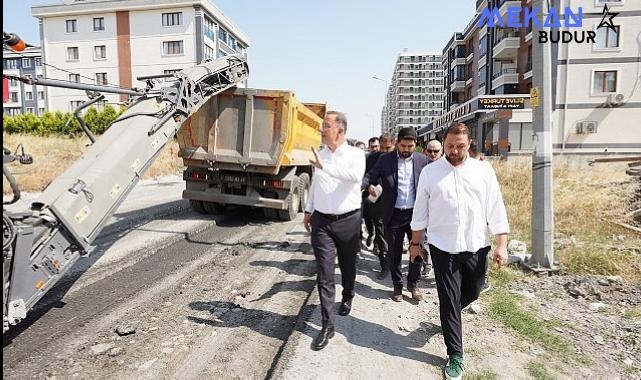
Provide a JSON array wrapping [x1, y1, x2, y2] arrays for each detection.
[[2, 46, 134, 91]]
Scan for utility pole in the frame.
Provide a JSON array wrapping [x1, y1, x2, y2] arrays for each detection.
[[372, 76, 388, 133], [529, 0, 555, 269]]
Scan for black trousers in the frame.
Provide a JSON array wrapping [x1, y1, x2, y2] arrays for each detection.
[[362, 199, 374, 238], [430, 244, 490, 357], [311, 210, 361, 329], [386, 208, 421, 289]]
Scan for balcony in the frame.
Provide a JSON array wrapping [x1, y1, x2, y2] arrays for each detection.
[[524, 61, 532, 79], [451, 57, 466, 67], [491, 67, 519, 89], [499, 0, 521, 18], [466, 50, 474, 63], [466, 76, 474, 87], [525, 25, 533, 42], [493, 32, 520, 59], [450, 79, 466, 92]]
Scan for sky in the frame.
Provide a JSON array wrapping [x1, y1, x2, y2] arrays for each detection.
[[3, 0, 476, 142]]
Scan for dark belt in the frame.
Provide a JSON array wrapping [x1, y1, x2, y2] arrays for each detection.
[[394, 207, 413, 213], [316, 209, 359, 221]]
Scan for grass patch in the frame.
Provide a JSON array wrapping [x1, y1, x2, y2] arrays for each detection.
[[3, 134, 183, 194], [624, 308, 641, 319], [494, 157, 641, 284], [527, 360, 555, 380], [487, 265, 523, 288], [487, 290, 573, 358], [464, 370, 499, 380]]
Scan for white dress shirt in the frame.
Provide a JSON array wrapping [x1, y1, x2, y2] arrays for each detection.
[[305, 142, 366, 215], [395, 153, 415, 209], [410, 155, 509, 253]]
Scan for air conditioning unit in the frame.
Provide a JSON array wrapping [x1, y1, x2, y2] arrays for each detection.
[[608, 93, 625, 107], [576, 121, 598, 134]]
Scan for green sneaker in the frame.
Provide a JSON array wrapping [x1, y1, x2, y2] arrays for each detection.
[[444, 353, 464, 380]]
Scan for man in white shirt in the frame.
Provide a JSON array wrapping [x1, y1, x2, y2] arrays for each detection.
[[421, 139, 443, 278], [303, 111, 366, 351], [409, 122, 509, 380]]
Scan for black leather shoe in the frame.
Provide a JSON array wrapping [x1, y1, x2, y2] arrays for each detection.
[[312, 327, 335, 350], [338, 298, 352, 316]]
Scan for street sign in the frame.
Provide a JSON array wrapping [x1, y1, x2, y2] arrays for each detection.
[[478, 96, 525, 110], [530, 87, 539, 108]]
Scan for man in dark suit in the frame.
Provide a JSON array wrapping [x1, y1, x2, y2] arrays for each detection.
[[362, 127, 428, 302], [363, 133, 394, 278]]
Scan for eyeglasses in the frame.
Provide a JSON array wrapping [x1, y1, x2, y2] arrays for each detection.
[[425, 149, 440, 153]]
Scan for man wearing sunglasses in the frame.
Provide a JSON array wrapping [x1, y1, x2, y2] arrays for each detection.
[[425, 139, 442, 164]]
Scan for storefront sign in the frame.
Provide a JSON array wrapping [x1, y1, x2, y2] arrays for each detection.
[[478, 97, 525, 110], [530, 87, 539, 108]]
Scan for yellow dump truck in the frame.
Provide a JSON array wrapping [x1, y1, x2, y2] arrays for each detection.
[[177, 87, 324, 220]]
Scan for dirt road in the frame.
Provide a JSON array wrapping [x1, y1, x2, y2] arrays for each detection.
[[3, 177, 317, 379]]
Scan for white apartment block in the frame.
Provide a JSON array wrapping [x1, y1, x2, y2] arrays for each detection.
[[384, 51, 444, 137], [553, 0, 641, 153], [3, 47, 47, 116], [31, 0, 249, 113]]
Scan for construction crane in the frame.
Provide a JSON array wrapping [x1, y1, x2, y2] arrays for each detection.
[[2, 32, 249, 333]]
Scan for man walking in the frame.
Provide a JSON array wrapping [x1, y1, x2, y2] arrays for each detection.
[[425, 139, 442, 164], [361, 137, 381, 248], [363, 127, 428, 302], [409, 122, 509, 380], [303, 111, 365, 351], [363, 133, 394, 278]]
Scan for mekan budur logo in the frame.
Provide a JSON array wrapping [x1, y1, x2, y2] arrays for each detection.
[[477, 4, 618, 44]]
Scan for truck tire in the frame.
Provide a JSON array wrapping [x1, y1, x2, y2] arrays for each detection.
[[298, 173, 310, 212], [203, 201, 225, 215], [190, 199, 207, 214], [278, 178, 299, 221]]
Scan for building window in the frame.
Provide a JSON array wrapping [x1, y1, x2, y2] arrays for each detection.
[[94, 45, 107, 59], [595, 25, 619, 49], [38, 108, 45, 115], [96, 73, 108, 85], [22, 58, 32, 68], [218, 28, 228, 44], [10, 92, 19, 102], [93, 17, 105, 31], [67, 47, 79, 61], [204, 44, 215, 61], [26, 107, 34, 114], [217, 49, 227, 58], [66, 19, 77, 33], [34, 57, 42, 66], [9, 79, 18, 87], [38, 91, 45, 100], [6, 59, 18, 69], [162, 41, 184, 55], [228, 36, 237, 50], [69, 101, 84, 111], [25, 91, 33, 101], [162, 12, 183, 27], [69, 73, 80, 83], [593, 70, 617, 93]]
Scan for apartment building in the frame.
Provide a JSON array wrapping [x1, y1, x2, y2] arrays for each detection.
[[3, 47, 48, 116], [31, 0, 249, 112], [420, 0, 641, 155], [382, 51, 444, 137]]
